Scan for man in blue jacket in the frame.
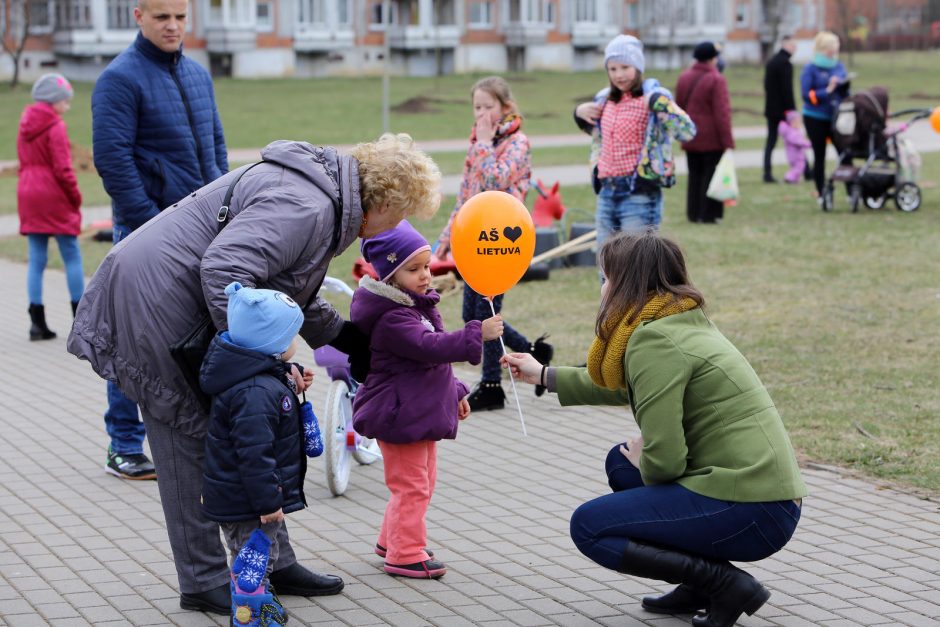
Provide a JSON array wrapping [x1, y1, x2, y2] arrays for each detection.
[[90, 0, 227, 610]]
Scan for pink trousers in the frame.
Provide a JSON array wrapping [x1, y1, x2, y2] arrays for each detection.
[[377, 440, 437, 565]]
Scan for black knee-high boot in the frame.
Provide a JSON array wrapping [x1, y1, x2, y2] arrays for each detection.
[[621, 541, 770, 627], [28, 304, 57, 341]]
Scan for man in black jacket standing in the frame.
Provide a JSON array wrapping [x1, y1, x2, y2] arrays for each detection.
[[763, 36, 797, 183]]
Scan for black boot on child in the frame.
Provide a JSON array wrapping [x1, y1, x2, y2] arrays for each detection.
[[28, 304, 56, 341], [528, 334, 553, 397], [467, 381, 505, 411]]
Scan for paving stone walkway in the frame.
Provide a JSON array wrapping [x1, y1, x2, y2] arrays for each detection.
[[0, 258, 938, 626]]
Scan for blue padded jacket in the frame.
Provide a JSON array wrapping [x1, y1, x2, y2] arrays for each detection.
[[199, 332, 307, 523], [92, 32, 228, 230]]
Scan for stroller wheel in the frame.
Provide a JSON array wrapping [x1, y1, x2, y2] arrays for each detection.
[[895, 182, 921, 212], [864, 195, 887, 210], [849, 184, 861, 213]]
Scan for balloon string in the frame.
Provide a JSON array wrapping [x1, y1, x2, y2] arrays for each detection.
[[488, 298, 527, 437]]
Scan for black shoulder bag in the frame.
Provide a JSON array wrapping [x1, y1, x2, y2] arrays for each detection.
[[169, 162, 264, 411]]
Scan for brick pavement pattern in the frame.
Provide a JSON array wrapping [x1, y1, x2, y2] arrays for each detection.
[[0, 258, 938, 626]]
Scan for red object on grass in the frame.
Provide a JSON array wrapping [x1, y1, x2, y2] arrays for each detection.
[[532, 179, 565, 227]]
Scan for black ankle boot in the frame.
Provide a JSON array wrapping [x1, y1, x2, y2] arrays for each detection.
[[528, 334, 553, 397], [467, 381, 505, 411], [28, 304, 56, 341], [621, 541, 770, 627], [642, 584, 710, 614], [71, 300, 79, 317]]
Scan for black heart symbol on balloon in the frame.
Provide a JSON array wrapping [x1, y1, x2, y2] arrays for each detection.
[[503, 226, 522, 242]]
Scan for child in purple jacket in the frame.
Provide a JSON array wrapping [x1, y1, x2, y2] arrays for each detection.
[[351, 220, 503, 579], [779, 110, 812, 184]]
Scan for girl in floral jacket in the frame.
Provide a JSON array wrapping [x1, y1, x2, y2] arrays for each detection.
[[434, 76, 553, 412], [574, 36, 696, 243]]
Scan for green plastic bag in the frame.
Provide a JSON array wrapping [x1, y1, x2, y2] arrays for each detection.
[[706, 151, 739, 202]]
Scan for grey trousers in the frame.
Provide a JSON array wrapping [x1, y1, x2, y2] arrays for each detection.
[[222, 520, 282, 584], [142, 413, 297, 594]]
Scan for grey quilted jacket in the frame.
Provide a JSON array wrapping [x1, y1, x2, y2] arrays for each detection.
[[67, 140, 363, 437]]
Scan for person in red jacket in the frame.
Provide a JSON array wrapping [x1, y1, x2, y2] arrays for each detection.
[[675, 42, 735, 224], [17, 73, 84, 341]]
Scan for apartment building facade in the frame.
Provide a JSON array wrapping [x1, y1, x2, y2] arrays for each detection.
[[0, 0, 927, 81]]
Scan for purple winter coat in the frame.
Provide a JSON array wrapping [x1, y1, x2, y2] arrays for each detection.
[[350, 276, 483, 444]]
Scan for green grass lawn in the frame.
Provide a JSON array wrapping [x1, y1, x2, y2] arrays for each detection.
[[2, 155, 938, 494], [2, 50, 938, 160]]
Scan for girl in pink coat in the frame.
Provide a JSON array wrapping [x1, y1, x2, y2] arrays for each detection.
[[778, 110, 812, 184], [17, 73, 84, 340]]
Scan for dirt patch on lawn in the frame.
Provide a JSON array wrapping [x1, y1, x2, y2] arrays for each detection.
[[392, 95, 464, 114]]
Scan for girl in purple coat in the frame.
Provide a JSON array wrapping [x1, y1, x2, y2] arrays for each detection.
[[351, 221, 503, 579]]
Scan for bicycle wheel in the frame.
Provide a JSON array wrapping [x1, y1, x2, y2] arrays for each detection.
[[324, 379, 352, 496], [353, 435, 382, 465]]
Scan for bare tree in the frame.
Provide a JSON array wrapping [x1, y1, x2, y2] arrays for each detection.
[[832, 0, 855, 66], [1, 0, 32, 88]]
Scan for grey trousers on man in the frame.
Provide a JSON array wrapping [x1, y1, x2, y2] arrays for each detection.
[[142, 413, 297, 594]]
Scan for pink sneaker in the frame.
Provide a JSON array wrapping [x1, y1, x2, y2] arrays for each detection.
[[383, 559, 446, 579]]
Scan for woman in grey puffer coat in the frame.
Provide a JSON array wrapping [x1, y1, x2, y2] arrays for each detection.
[[67, 133, 441, 615]]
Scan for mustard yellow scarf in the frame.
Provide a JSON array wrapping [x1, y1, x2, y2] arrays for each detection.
[[587, 294, 699, 390]]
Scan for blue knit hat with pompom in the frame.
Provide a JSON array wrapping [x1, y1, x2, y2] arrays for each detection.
[[225, 282, 303, 356]]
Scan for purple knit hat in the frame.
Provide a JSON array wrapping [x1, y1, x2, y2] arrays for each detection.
[[360, 220, 431, 282]]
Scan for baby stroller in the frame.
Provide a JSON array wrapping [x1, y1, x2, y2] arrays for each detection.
[[823, 86, 930, 213]]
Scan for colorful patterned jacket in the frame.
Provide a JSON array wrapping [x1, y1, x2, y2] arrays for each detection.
[[435, 121, 531, 256], [576, 79, 696, 189]]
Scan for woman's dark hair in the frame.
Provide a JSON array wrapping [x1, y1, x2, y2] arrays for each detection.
[[608, 70, 645, 103], [595, 230, 705, 341]]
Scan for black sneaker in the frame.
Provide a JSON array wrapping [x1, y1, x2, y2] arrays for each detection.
[[467, 382, 505, 411], [529, 334, 554, 397], [106, 446, 157, 480]]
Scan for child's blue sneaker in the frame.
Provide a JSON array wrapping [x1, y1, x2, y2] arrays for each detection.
[[231, 577, 287, 626]]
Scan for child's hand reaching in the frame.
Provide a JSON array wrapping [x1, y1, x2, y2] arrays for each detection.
[[457, 398, 470, 420], [288, 364, 309, 394], [481, 314, 504, 341], [260, 508, 284, 524]]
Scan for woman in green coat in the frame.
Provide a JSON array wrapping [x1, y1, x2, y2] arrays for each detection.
[[503, 231, 807, 627]]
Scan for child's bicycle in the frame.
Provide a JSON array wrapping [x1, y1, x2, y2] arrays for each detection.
[[313, 277, 382, 496]]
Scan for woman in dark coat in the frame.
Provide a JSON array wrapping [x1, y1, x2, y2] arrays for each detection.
[[68, 133, 441, 614], [675, 42, 735, 224]]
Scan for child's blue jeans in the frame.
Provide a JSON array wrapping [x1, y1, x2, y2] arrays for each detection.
[[26, 234, 84, 304], [595, 176, 663, 248], [569, 443, 802, 571]]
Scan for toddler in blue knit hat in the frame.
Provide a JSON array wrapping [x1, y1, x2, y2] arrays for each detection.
[[198, 281, 313, 625]]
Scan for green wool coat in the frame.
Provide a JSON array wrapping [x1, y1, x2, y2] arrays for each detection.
[[556, 309, 807, 503]]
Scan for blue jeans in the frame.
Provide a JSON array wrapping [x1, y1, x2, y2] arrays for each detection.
[[461, 284, 529, 382], [27, 234, 84, 304], [595, 176, 663, 249], [569, 444, 801, 572], [104, 223, 145, 455]]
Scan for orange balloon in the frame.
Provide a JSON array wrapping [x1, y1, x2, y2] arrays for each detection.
[[450, 191, 535, 298], [931, 107, 940, 134]]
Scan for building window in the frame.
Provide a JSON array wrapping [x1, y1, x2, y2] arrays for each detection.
[[55, 0, 92, 29], [106, 0, 136, 29], [297, 0, 324, 25], [625, 2, 638, 28], [27, 0, 54, 34], [789, 2, 802, 29], [256, 0, 273, 30], [574, 0, 595, 22], [369, 1, 397, 30], [735, 3, 749, 28], [704, 0, 722, 25], [468, 0, 493, 27], [337, 0, 351, 25]]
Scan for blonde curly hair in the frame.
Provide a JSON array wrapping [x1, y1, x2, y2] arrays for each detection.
[[350, 133, 442, 220], [813, 31, 840, 54]]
